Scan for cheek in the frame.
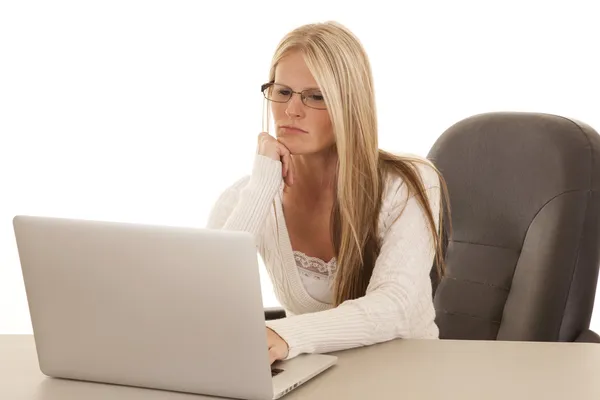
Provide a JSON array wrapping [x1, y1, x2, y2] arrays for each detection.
[[312, 112, 333, 140], [271, 103, 287, 120]]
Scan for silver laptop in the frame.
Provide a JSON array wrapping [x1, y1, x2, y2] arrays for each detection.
[[13, 215, 337, 400]]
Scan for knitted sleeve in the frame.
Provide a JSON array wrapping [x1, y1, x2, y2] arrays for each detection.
[[206, 155, 282, 241]]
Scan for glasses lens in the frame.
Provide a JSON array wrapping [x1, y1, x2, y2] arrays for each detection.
[[264, 83, 291, 103], [262, 83, 326, 109], [302, 89, 326, 109]]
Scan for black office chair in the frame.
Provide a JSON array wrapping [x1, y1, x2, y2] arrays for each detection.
[[428, 111, 600, 343]]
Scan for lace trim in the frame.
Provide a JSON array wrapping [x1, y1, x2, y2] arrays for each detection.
[[293, 251, 338, 276]]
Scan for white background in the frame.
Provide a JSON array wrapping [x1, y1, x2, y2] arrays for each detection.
[[1, 0, 599, 334]]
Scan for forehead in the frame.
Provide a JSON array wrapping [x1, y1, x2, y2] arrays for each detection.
[[274, 51, 319, 90]]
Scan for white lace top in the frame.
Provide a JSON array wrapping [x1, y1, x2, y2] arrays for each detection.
[[293, 251, 337, 304]]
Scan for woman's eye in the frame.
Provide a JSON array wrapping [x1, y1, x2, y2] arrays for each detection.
[[278, 89, 291, 96]]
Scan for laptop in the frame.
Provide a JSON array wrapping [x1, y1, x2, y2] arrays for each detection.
[[13, 215, 337, 400]]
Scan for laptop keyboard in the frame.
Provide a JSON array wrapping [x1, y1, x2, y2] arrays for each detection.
[[271, 368, 284, 377]]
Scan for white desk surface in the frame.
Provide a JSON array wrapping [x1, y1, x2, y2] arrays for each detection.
[[2, 334, 599, 400]]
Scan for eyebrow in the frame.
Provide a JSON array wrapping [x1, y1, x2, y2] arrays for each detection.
[[273, 81, 321, 91]]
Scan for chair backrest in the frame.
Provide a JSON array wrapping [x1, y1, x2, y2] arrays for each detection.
[[427, 112, 600, 342]]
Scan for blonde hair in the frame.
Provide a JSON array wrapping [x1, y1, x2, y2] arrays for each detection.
[[265, 21, 451, 306]]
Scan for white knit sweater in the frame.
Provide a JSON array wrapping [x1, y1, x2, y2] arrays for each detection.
[[207, 154, 441, 360]]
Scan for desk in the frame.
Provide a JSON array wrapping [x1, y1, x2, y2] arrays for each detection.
[[2, 334, 599, 400]]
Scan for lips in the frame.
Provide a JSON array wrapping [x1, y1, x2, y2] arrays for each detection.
[[280, 125, 308, 133]]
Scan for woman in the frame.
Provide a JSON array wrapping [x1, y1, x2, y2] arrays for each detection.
[[207, 21, 450, 365]]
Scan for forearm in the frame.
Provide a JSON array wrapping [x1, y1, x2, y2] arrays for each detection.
[[207, 155, 282, 238], [265, 287, 413, 358]]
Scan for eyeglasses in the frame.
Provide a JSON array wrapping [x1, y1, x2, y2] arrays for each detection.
[[261, 82, 327, 110]]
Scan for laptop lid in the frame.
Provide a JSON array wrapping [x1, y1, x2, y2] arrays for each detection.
[[13, 215, 275, 399]]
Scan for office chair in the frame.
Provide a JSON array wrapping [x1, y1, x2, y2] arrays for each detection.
[[428, 111, 600, 343]]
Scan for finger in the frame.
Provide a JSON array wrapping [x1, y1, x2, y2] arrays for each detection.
[[258, 131, 269, 144], [281, 153, 288, 179], [257, 132, 266, 153], [258, 131, 272, 147], [280, 148, 291, 185], [288, 155, 294, 186], [283, 155, 291, 185], [282, 152, 288, 177], [277, 142, 293, 183], [269, 348, 278, 365]]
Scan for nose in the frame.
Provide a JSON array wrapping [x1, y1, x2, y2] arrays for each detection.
[[285, 93, 305, 119]]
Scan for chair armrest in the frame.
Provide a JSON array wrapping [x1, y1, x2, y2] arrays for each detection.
[[265, 307, 286, 321], [575, 329, 600, 343]]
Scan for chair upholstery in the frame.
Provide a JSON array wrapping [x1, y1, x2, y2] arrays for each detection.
[[427, 111, 600, 343], [264, 307, 286, 321]]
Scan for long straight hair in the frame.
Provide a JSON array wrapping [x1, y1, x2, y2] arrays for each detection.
[[265, 21, 451, 306]]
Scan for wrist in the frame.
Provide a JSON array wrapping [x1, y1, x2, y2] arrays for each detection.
[[268, 327, 290, 357], [249, 155, 282, 189]]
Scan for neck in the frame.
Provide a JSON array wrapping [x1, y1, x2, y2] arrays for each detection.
[[284, 147, 338, 205]]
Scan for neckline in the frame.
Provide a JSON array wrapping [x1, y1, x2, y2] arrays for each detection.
[[281, 186, 337, 266], [293, 250, 337, 266], [275, 184, 333, 310]]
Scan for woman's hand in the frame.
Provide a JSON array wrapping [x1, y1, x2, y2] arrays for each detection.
[[267, 327, 289, 364], [258, 132, 294, 186]]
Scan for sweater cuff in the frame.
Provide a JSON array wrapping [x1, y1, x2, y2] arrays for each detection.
[[220, 154, 282, 234], [265, 318, 306, 360], [248, 154, 283, 194]]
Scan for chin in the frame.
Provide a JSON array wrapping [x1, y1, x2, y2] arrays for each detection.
[[276, 135, 332, 155], [276, 134, 303, 146]]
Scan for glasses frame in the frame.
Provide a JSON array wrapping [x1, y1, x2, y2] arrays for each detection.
[[260, 81, 327, 110]]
